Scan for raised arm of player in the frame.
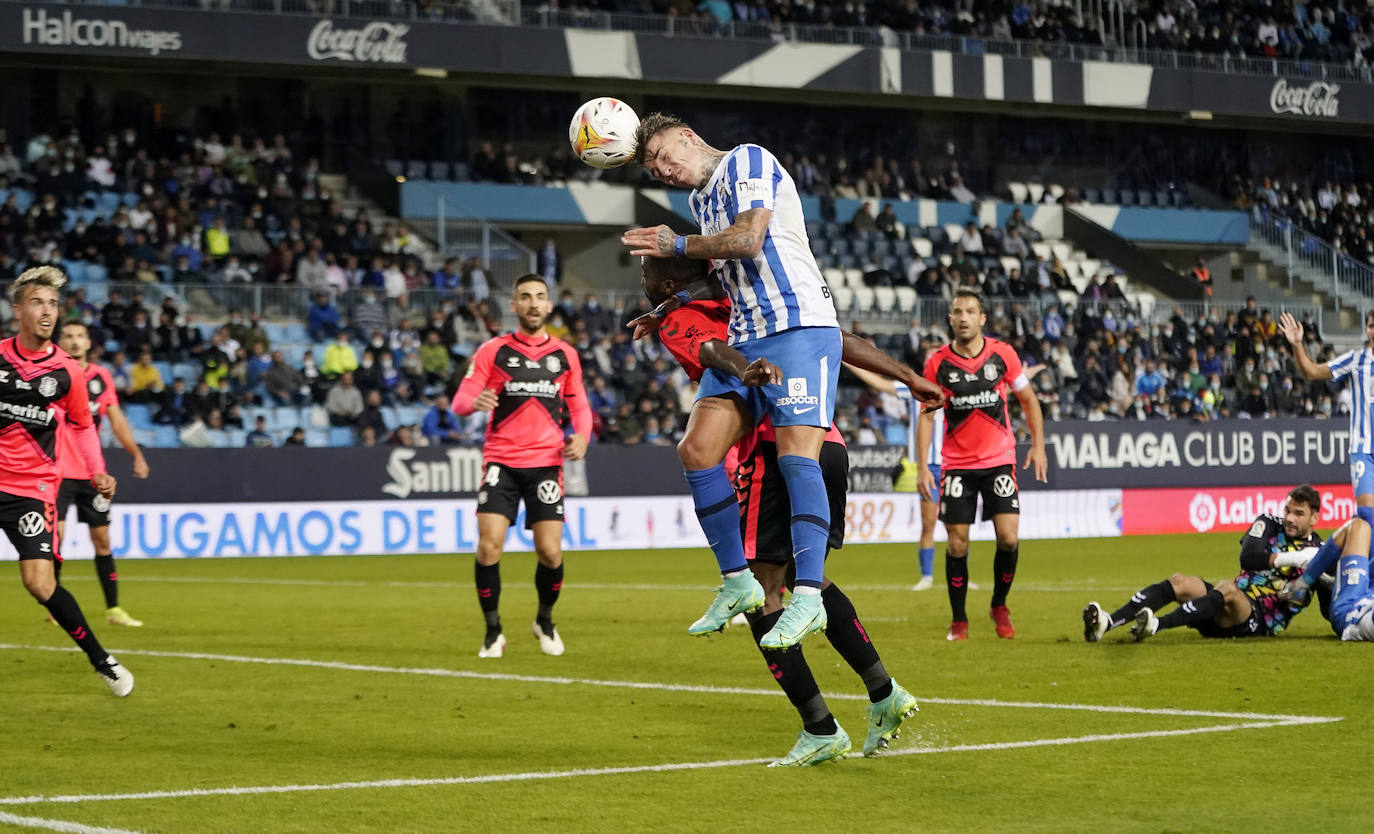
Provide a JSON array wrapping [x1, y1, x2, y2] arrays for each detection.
[[59, 358, 115, 498], [561, 349, 592, 461], [104, 402, 149, 479], [1278, 312, 1333, 381], [629, 278, 727, 341], [452, 340, 497, 416], [623, 211, 772, 261], [840, 331, 946, 408]]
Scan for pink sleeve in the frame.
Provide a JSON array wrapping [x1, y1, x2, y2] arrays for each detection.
[[562, 348, 593, 438], [73, 423, 107, 477], [452, 340, 494, 416], [97, 368, 119, 411]]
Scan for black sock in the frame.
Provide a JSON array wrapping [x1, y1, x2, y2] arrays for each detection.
[[990, 546, 1018, 608], [1158, 589, 1224, 631], [474, 561, 501, 637], [750, 610, 833, 734], [534, 562, 563, 631], [94, 554, 118, 608], [946, 553, 969, 622], [820, 583, 891, 702], [52, 559, 62, 585], [42, 585, 109, 667], [1109, 580, 1177, 629]]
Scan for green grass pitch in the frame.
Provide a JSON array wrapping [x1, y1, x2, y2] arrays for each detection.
[[0, 533, 1367, 833]]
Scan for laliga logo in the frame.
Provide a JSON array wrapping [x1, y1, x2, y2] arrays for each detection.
[[1188, 493, 1218, 533], [1269, 80, 1340, 118], [307, 20, 408, 64]]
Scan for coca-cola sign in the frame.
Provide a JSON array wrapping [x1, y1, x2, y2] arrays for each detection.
[[306, 19, 408, 64], [1269, 79, 1340, 118]]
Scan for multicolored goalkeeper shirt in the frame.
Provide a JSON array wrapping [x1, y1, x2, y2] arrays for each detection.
[[1234, 513, 1323, 635]]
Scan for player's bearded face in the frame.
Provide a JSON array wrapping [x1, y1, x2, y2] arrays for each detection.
[[644, 129, 701, 189], [948, 300, 986, 342], [60, 326, 89, 359], [1282, 499, 1314, 539], [511, 286, 551, 332], [18, 286, 59, 343]]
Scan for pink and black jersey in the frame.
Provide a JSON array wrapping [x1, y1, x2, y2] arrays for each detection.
[[453, 331, 592, 469], [60, 363, 118, 481], [0, 338, 104, 501], [922, 336, 1026, 471]]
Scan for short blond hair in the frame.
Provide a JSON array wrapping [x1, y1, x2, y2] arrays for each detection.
[[632, 112, 689, 166], [9, 265, 66, 305]]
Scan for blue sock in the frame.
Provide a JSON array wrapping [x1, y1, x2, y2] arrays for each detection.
[[918, 547, 935, 578], [684, 464, 746, 575], [1303, 537, 1345, 585], [778, 454, 829, 589]]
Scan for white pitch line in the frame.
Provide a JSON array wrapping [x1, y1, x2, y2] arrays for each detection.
[[0, 811, 143, 833], [53, 575, 1139, 593], [0, 719, 1331, 808], [0, 644, 1336, 724]]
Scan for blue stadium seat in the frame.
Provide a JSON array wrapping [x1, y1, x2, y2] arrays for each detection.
[[384, 159, 404, 178], [62, 261, 86, 283], [398, 406, 425, 425], [153, 426, 179, 447], [153, 362, 175, 384], [1100, 188, 1117, 204], [121, 192, 139, 208], [263, 323, 288, 343], [379, 407, 398, 430], [809, 237, 827, 256], [1155, 190, 1170, 207], [884, 423, 908, 445], [243, 406, 273, 431], [80, 208, 99, 225], [815, 253, 836, 269], [406, 160, 427, 180], [132, 428, 156, 447], [850, 239, 871, 258], [305, 430, 329, 448], [63, 209, 79, 231], [1117, 189, 1136, 206], [822, 221, 843, 239], [328, 427, 355, 447], [123, 404, 153, 429], [451, 162, 472, 181], [13, 189, 33, 211], [98, 192, 121, 214], [805, 221, 822, 239], [274, 407, 301, 430], [429, 161, 450, 181], [1083, 187, 1101, 203], [1136, 190, 1153, 207], [172, 362, 200, 383], [227, 430, 248, 447], [206, 429, 231, 448], [837, 254, 857, 269], [284, 323, 309, 343], [829, 238, 850, 256]]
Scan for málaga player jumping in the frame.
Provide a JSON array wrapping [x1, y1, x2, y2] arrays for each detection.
[[452, 274, 591, 659], [624, 114, 941, 648], [640, 255, 941, 765]]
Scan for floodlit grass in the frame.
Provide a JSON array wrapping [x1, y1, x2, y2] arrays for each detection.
[[0, 534, 1367, 832]]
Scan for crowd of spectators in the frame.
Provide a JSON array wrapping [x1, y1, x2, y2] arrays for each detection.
[[1239, 174, 1374, 266]]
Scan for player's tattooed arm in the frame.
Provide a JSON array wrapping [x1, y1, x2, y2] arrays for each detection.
[[692, 208, 770, 259], [699, 339, 782, 387]]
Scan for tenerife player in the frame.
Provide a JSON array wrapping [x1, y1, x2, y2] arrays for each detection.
[[642, 256, 931, 765], [917, 288, 1047, 641], [1083, 485, 1326, 642], [1280, 311, 1374, 556], [56, 320, 149, 627], [1, 267, 131, 695], [625, 114, 854, 649], [452, 274, 591, 658]]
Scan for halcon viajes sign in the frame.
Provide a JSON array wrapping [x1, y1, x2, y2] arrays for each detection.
[[21, 7, 182, 56]]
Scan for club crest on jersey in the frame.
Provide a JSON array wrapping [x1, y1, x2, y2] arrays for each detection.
[[983, 365, 998, 382], [546, 354, 561, 374], [39, 376, 57, 397]]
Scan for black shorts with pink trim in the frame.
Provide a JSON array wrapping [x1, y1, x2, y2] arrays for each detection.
[[736, 440, 847, 565]]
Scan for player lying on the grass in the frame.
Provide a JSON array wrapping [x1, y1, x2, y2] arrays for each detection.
[[55, 320, 149, 628], [0, 267, 131, 696], [1283, 509, 1374, 641], [641, 255, 941, 766], [1082, 484, 1330, 642], [625, 114, 948, 650]]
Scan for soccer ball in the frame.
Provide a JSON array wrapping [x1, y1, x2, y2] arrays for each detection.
[[569, 97, 639, 170]]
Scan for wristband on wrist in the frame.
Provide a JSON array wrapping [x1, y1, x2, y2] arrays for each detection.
[[674, 290, 693, 306], [673, 235, 688, 256]]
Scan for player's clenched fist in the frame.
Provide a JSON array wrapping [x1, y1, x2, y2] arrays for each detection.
[[472, 388, 499, 412], [91, 473, 117, 500]]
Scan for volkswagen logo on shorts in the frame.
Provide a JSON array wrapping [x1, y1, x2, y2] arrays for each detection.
[[92, 494, 111, 513], [17, 511, 45, 538], [537, 480, 562, 504], [38, 376, 58, 398], [992, 474, 1015, 498]]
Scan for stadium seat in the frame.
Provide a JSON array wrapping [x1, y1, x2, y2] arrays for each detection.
[[306, 406, 330, 428], [85, 263, 108, 282], [823, 221, 843, 239], [1032, 243, 1052, 260], [123, 404, 153, 429], [379, 407, 398, 430], [153, 426, 179, 447], [1171, 190, 1189, 208], [851, 287, 875, 313], [328, 427, 355, 447], [849, 238, 871, 259], [810, 237, 827, 256], [815, 253, 836, 269], [153, 361, 173, 384], [1136, 190, 1153, 207], [384, 159, 404, 178], [842, 268, 864, 289], [911, 238, 933, 258], [822, 267, 844, 290], [206, 429, 230, 448], [1048, 184, 1065, 201], [1027, 183, 1045, 203], [805, 221, 822, 240], [429, 161, 450, 181], [942, 224, 964, 247], [406, 160, 428, 180], [172, 362, 200, 383], [884, 423, 908, 445], [1118, 189, 1136, 206], [227, 430, 248, 447], [305, 430, 329, 448], [451, 162, 472, 181], [1155, 189, 1170, 207], [274, 407, 302, 431], [1083, 187, 1101, 203], [132, 428, 156, 448], [243, 406, 272, 430], [1007, 182, 1029, 203], [894, 286, 917, 314], [1100, 188, 1117, 204], [837, 254, 857, 269], [63, 260, 87, 282], [121, 192, 138, 207], [873, 287, 896, 313]]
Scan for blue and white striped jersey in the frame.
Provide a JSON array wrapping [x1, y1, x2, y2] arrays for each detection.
[[1328, 347, 1374, 454], [688, 144, 837, 344]]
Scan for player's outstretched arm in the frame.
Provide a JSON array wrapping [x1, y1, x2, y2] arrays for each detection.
[[840, 331, 946, 408], [105, 402, 150, 479], [626, 278, 726, 340], [622, 209, 771, 260], [1279, 312, 1332, 381]]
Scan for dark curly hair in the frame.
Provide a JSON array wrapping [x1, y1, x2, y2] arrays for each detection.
[[631, 112, 689, 166]]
